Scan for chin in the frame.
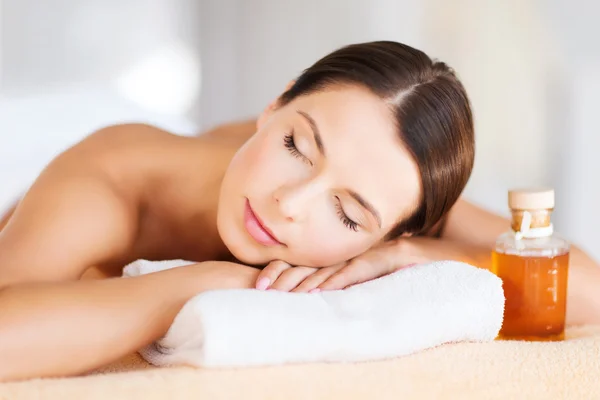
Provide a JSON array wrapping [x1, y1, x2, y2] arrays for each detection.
[[228, 243, 269, 266], [216, 213, 268, 266], [224, 241, 268, 265]]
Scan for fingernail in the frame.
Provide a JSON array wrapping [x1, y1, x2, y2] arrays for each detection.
[[309, 288, 321, 294], [256, 277, 270, 290]]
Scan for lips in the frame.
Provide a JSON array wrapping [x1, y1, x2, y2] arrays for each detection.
[[244, 199, 282, 246]]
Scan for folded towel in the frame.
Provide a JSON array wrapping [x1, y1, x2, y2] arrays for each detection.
[[123, 259, 505, 368]]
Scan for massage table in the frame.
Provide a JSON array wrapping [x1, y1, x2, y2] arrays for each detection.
[[1, 325, 598, 399]]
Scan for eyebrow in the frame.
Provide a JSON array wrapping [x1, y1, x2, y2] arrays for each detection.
[[297, 110, 325, 156], [296, 109, 382, 229]]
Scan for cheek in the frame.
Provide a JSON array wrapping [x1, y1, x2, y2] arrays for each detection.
[[293, 224, 373, 266], [231, 138, 267, 176], [230, 135, 299, 195]]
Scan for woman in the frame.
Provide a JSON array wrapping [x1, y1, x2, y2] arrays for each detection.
[[0, 41, 597, 382]]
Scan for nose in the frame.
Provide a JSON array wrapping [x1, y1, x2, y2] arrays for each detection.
[[273, 180, 323, 222]]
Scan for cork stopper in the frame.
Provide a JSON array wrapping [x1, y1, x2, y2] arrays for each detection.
[[508, 188, 554, 231], [508, 188, 554, 211]]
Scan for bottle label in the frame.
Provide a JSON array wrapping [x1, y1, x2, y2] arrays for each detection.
[[513, 210, 554, 240]]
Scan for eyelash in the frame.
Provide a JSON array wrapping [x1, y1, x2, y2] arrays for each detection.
[[283, 130, 309, 163], [335, 200, 359, 232], [283, 132, 359, 232]]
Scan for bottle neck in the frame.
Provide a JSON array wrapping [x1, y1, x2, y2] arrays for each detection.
[[510, 209, 553, 239]]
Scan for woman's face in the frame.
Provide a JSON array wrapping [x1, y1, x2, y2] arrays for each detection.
[[217, 85, 421, 267]]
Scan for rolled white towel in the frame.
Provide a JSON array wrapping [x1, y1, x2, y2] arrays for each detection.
[[123, 259, 504, 368]]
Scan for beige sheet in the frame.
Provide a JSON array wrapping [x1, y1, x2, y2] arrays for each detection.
[[1, 325, 599, 400]]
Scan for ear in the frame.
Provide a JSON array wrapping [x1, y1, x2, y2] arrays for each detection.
[[256, 80, 296, 131]]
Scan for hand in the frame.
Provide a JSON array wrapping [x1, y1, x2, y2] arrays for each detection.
[[195, 260, 262, 291], [254, 261, 346, 293], [255, 238, 443, 293]]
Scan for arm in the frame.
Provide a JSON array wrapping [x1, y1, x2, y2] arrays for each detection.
[[0, 125, 143, 286], [0, 261, 259, 382], [444, 199, 600, 325], [0, 123, 180, 380], [0, 203, 15, 232]]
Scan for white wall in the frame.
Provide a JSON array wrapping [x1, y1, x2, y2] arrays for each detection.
[[196, 0, 424, 128], [557, 68, 600, 253], [421, 0, 557, 216], [1, 0, 203, 116], [543, 0, 600, 256]]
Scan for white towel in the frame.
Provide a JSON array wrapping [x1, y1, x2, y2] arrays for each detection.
[[123, 259, 505, 368]]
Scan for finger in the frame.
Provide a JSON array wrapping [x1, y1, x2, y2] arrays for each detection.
[[292, 264, 345, 293], [255, 260, 291, 290], [318, 259, 388, 290], [270, 266, 318, 292], [393, 262, 418, 272]]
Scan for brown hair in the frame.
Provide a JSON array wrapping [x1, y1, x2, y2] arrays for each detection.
[[278, 41, 474, 237]]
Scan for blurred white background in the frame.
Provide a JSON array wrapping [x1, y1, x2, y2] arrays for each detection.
[[1, 0, 598, 258]]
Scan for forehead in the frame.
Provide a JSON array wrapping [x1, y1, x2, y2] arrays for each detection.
[[285, 86, 422, 227]]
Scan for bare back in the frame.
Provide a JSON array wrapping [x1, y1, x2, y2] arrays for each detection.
[[0, 123, 244, 286]]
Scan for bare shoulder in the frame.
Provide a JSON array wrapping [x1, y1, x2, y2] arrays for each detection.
[[0, 123, 198, 285], [0, 123, 181, 221], [72, 123, 188, 162], [61, 123, 200, 190], [200, 119, 257, 144]]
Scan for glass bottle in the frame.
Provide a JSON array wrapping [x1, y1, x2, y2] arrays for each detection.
[[492, 188, 570, 341]]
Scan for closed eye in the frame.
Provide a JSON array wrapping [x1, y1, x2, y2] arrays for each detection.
[[283, 130, 312, 166], [335, 197, 359, 232]]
